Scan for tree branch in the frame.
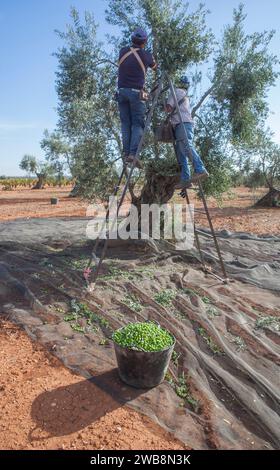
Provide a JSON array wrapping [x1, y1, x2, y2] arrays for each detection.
[[191, 85, 215, 117], [194, 114, 210, 134]]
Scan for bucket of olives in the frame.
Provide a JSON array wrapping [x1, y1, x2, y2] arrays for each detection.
[[112, 321, 175, 389]]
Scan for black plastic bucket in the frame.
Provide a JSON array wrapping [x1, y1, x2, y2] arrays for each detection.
[[113, 329, 175, 389], [51, 197, 59, 205]]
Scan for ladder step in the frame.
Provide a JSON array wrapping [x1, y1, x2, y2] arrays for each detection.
[[180, 185, 201, 192], [199, 248, 224, 262], [195, 229, 215, 238], [193, 209, 207, 215]]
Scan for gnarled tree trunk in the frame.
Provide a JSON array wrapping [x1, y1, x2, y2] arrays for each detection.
[[130, 165, 180, 237], [132, 167, 180, 210], [69, 183, 79, 197], [32, 174, 46, 190], [254, 187, 280, 208]]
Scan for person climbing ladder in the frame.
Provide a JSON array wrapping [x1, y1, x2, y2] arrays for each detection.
[[166, 76, 208, 189], [117, 28, 157, 168]]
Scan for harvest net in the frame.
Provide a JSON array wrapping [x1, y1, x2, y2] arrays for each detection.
[[0, 218, 279, 449]]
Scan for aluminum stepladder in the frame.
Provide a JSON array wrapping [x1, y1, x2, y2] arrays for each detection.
[[85, 76, 165, 289], [85, 73, 228, 289], [167, 75, 228, 283]]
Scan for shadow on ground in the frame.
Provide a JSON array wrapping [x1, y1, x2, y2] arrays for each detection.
[[29, 368, 144, 440]]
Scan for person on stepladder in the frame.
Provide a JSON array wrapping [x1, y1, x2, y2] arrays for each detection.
[[117, 28, 157, 169], [166, 76, 209, 189]]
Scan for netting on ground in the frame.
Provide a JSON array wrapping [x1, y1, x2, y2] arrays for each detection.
[[0, 218, 279, 449]]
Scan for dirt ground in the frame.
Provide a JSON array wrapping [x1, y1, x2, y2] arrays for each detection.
[[1, 232, 279, 449], [0, 318, 186, 450], [0, 184, 279, 450], [0, 185, 279, 235]]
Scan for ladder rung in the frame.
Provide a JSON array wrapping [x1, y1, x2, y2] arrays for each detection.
[[183, 186, 200, 191], [199, 248, 224, 262], [203, 268, 228, 284], [193, 209, 207, 215], [195, 228, 215, 238]]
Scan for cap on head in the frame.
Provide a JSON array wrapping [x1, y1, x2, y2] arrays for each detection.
[[131, 27, 148, 45], [179, 75, 190, 88]]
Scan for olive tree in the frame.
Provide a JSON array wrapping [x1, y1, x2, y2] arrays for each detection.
[[41, 130, 72, 187], [19, 154, 54, 189], [51, 2, 279, 206]]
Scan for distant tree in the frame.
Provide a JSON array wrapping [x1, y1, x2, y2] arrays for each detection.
[[245, 168, 266, 189], [20, 155, 37, 176], [40, 130, 72, 186], [19, 154, 55, 189], [256, 137, 280, 190], [51, 2, 279, 207], [252, 132, 280, 206]]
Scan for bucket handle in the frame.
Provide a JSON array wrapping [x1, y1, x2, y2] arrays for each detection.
[[130, 344, 146, 352], [145, 319, 161, 328]]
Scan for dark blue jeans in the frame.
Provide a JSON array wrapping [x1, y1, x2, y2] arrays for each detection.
[[175, 122, 206, 182], [118, 88, 146, 157]]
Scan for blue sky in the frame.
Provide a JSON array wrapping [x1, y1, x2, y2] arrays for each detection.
[[0, 0, 279, 176]]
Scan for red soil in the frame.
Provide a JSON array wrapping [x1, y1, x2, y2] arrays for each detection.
[[0, 186, 279, 235], [0, 319, 186, 450]]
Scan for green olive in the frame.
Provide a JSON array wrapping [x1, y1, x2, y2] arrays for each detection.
[[113, 322, 174, 352]]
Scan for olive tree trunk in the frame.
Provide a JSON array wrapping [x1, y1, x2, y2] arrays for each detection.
[[32, 173, 46, 190], [130, 166, 180, 237], [254, 187, 280, 208]]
